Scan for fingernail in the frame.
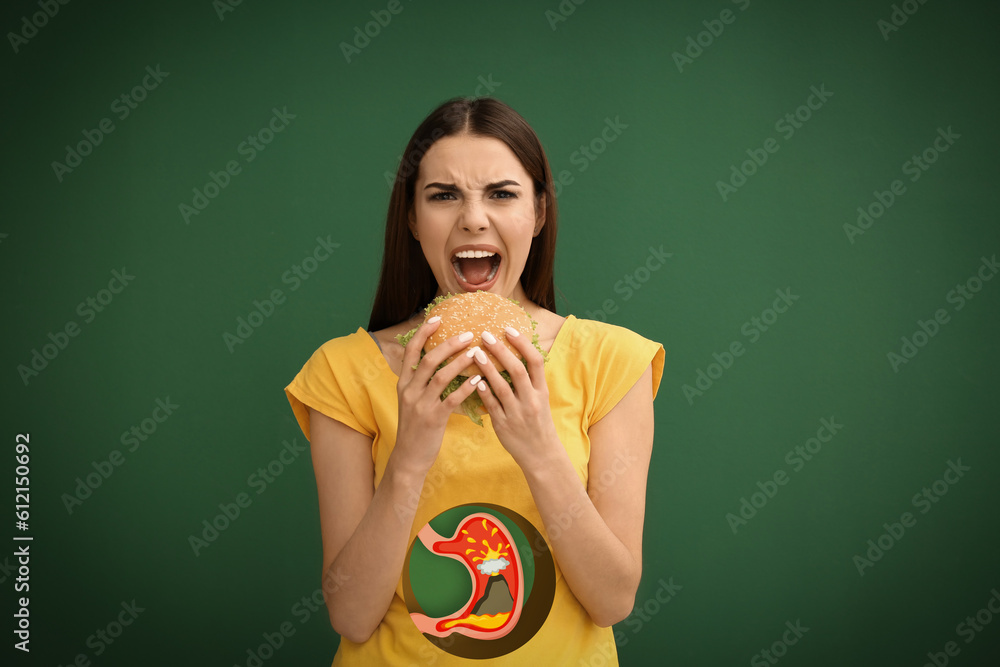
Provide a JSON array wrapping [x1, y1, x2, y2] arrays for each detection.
[[504, 326, 519, 338], [458, 331, 473, 342], [477, 381, 487, 391], [481, 330, 496, 344], [475, 349, 488, 364], [466, 346, 480, 358], [427, 316, 441, 324], [468, 374, 482, 385]]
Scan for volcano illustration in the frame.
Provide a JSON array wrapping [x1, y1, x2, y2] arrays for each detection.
[[409, 513, 525, 640]]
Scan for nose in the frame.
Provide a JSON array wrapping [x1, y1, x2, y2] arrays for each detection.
[[458, 199, 490, 233]]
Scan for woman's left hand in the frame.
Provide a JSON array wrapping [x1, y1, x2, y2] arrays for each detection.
[[470, 326, 560, 467]]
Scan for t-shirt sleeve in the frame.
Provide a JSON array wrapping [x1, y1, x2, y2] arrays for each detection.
[[589, 323, 665, 427], [284, 335, 375, 442]]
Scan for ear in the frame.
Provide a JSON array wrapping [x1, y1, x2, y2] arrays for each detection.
[[533, 192, 546, 236]]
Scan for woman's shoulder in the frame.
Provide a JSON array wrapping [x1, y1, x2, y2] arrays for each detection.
[[561, 316, 663, 355], [307, 327, 379, 362]]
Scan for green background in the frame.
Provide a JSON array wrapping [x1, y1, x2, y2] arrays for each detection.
[[3, 0, 999, 665]]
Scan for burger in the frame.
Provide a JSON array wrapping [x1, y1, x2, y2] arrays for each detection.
[[395, 290, 549, 426]]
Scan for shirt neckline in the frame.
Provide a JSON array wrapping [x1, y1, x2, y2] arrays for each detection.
[[360, 314, 576, 381]]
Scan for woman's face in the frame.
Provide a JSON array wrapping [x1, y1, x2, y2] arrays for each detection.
[[409, 133, 545, 302]]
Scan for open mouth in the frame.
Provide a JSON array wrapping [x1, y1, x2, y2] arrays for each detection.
[[452, 251, 501, 291]]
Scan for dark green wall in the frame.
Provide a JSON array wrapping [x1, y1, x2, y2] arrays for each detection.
[[3, 0, 998, 664]]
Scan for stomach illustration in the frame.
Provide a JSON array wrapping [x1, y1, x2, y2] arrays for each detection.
[[408, 512, 524, 640]]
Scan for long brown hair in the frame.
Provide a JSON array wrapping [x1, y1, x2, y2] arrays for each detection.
[[367, 97, 559, 332]]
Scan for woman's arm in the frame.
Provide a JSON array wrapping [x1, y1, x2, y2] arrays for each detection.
[[308, 323, 478, 642], [308, 407, 429, 643], [522, 363, 655, 627]]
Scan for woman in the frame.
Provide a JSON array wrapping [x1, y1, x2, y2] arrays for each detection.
[[285, 96, 664, 665]]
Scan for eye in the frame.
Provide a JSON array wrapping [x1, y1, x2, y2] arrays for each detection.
[[429, 192, 455, 201], [492, 190, 517, 199]]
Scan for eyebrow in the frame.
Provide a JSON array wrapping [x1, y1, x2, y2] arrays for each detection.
[[424, 180, 521, 192]]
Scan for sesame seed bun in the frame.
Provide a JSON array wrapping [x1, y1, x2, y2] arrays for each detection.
[[423, 290, 535, 377], [394, 290, 551, 426]]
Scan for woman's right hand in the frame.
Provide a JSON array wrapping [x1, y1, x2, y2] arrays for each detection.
[[394, 317, 479, 475]]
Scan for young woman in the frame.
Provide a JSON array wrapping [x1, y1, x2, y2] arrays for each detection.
[[285, 97, 664, 665]]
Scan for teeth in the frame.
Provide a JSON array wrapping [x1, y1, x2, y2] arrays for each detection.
[[453, 250, 497, 259]]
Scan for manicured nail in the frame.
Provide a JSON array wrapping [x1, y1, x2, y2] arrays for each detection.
[[468, 374, 482, 385], [475, 349, 488, 364], [427, 315, 441, 324], [481, 330, 496, 344], [477, 381, 487, 391], [504, 326, 519, 338], [458, 331, 473, 342], [466, 346, 480, 358]]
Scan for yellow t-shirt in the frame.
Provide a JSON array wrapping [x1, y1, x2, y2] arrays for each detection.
[[285, 314, 665, 665]]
